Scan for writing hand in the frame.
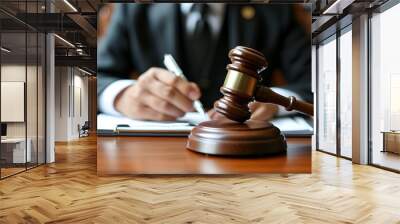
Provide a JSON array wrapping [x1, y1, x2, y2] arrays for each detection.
[[114, 67, 201, 121]]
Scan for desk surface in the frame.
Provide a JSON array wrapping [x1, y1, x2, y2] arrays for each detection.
[[1, 138, 26, 143], [97, 136, 311, 175]]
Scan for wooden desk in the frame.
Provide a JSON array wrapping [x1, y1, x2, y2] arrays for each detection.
[[97, 136, 311, 175], [382, 131, 400, 154]]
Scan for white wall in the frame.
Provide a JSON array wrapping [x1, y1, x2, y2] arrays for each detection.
[[54, 67, 89, 141], [1, 65, 40, 138], [55, 66, 69, 141], [1, 63, 46, 164], [72, 73, 89, 138]]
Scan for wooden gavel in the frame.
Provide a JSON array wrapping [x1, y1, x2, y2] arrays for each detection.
[[214, 46, 314, 123]]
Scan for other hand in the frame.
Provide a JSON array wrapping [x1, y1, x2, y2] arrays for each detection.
[[114, 67, 201, 121], [249, 102, 279, 121], [208, 101, 279, 122]]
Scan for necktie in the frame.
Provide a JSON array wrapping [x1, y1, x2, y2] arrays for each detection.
[[185, 4, 212, 86]]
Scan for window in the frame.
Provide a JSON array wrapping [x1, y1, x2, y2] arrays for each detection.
[[317, 35, 337, 154], [370, 2, 400, 171], [339, 28, 352, 158]]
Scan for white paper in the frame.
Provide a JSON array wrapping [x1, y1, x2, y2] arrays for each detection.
[[270, 117, 313, 133], [97, 112, 208, 131], [98, 113, 312, 135]]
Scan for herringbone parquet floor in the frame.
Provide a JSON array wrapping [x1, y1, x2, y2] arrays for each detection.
[[1, 136, 399, 224]]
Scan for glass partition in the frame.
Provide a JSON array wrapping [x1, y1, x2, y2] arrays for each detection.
[[27, 30, 38, 169], [26, 0, 46, 169], [0, 1, 46, 179], [38, 32, 45, 165], [1, 30, 28, 177]]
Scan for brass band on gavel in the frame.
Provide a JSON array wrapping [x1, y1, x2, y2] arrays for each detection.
[[222, 70, 258, 97]]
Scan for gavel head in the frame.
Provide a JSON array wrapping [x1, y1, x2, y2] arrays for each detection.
[[214, 46, 268, 123]]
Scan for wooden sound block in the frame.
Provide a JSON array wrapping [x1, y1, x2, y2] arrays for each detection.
[[186, 119, 287, 156]]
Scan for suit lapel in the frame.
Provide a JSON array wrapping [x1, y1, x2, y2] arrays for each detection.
[[148, 4, 260, 67], [149, 4, 182, 66]]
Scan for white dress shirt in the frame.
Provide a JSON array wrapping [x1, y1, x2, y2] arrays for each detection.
[[180, 3, 225, 37], [98, 3, 302, 117]]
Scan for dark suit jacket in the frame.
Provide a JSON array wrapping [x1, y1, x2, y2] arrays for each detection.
[[98, 3, 312, 109]]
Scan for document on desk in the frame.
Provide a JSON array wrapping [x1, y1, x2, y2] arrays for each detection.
[[97, 113, 313, 137], [97, 113, 207, 136], [270, 117, 313, 136]]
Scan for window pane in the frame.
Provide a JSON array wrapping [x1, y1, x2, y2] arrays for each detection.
[[371, 3, 400, 171], [339, 29, 352, 158], [317, 37, 337, 154]]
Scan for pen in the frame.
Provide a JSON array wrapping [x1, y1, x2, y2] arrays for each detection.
[[163, 54, 206, 116]]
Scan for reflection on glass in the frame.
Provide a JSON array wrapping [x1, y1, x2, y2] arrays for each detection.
[[38, 33, 46, 165], [27, 31, 38, 169], [390, 75, 400, 130], [1, 31, 27, 177], [317, 37, 337, 154], [339, 29, 352, 158], [0, 0, 47, 179], [371, 3, 400, 171]]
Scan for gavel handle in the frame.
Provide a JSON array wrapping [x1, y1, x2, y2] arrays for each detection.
[[254, 86, 314, 116]]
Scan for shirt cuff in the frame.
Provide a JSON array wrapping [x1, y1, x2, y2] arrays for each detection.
[[270, 87, 302, 117], [98, 79, 136, 116]]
